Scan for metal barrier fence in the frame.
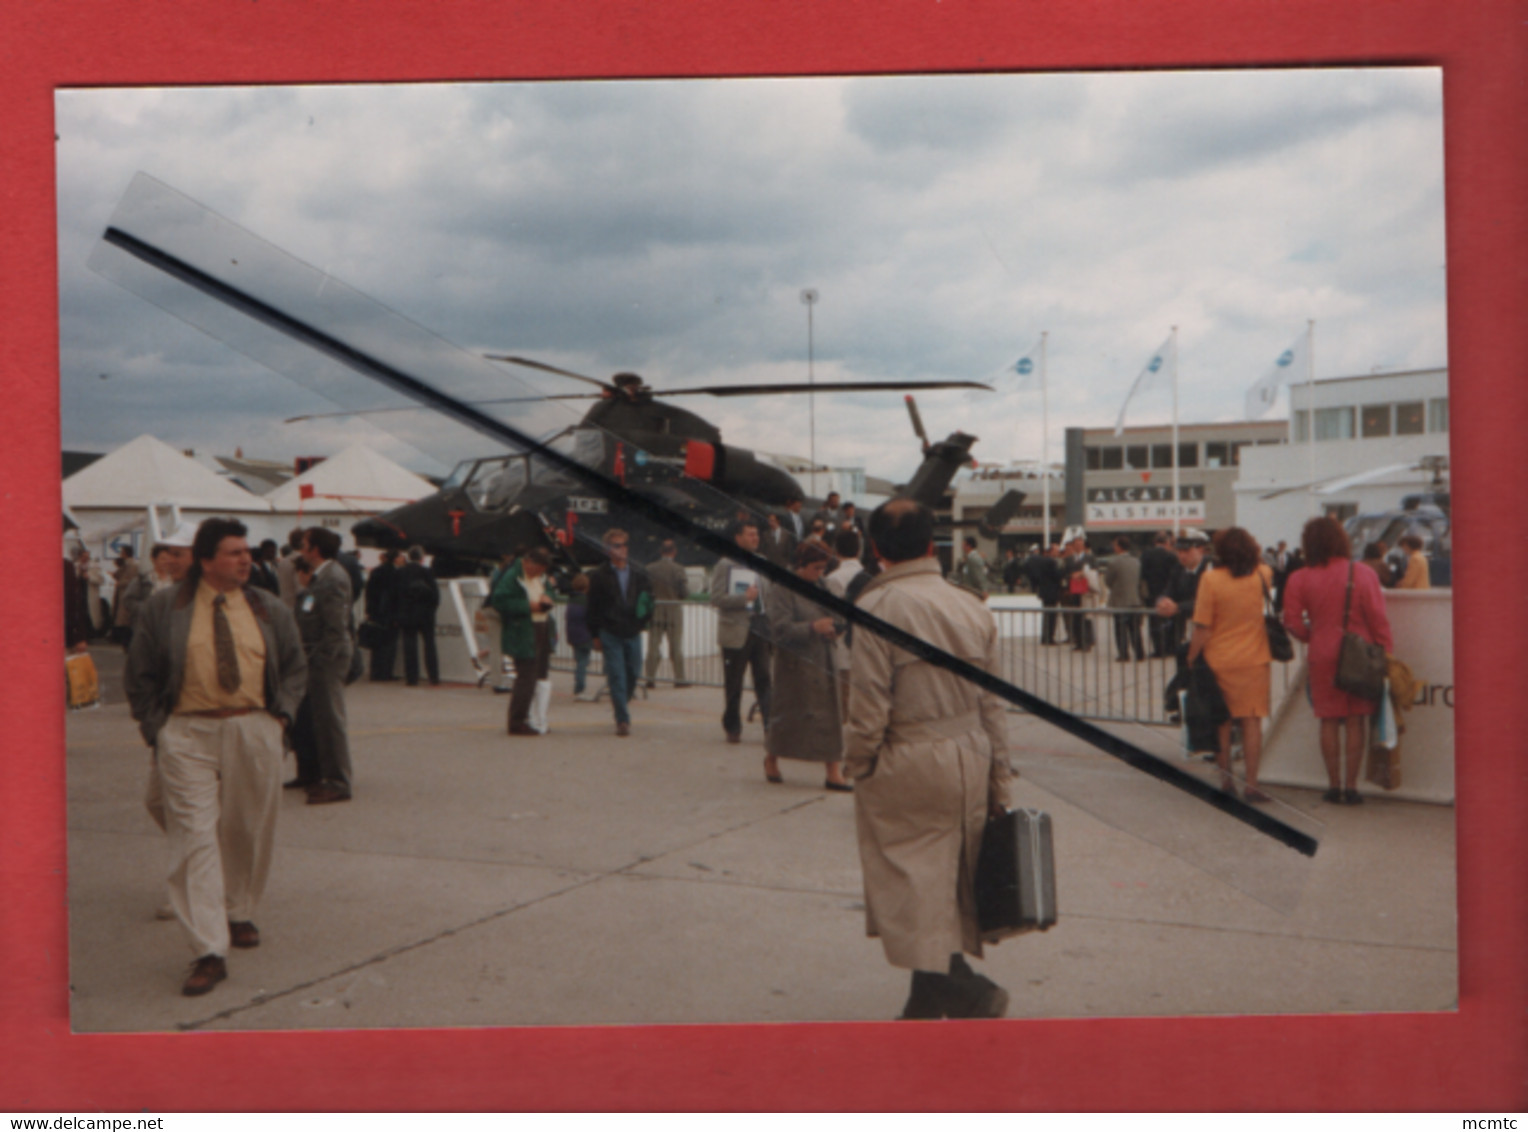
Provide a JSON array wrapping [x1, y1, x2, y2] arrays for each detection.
[[990, 605, 1304, 725], [545, 600, 729, 688], [522, 599, 1304, 724]]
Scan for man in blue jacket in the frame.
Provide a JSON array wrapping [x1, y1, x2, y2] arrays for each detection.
[[585, 528, 654, 737]]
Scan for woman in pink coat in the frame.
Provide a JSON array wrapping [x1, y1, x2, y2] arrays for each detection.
[[1282, 516, 1394, 805]]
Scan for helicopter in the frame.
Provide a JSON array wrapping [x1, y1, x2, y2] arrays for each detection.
[[1258, 454, 1451, 585], [329, 358, 1027, 574], [1335, 455, 1451, 584]]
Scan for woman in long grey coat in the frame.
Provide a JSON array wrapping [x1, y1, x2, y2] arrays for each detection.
[[764, 540, 852, 790]]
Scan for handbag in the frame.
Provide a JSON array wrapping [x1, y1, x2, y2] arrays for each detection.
[[356, 618, 388, 651], [1261, 575, 1294, 662], [1335, 561, 1387, 702], [65, 652, 101, 710]]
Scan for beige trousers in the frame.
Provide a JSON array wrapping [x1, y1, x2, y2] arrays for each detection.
[[156, 712, 284, 958]]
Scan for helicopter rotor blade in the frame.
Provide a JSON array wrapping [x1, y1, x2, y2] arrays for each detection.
[[905, 395, 931, 449], [282, 392, 599, 425], [483, 354, 615, 391], [646, 379, 993, 398]]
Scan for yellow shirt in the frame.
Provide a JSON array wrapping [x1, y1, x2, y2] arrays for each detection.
[[175, 581, 268, 713], [1396, 552, 1431, 590]]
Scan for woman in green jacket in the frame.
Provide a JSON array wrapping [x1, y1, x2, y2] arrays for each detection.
[[490, 548, 555, 735]]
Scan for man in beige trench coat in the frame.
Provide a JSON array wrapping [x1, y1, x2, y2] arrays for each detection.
[[845, 498, 1015, 1019]]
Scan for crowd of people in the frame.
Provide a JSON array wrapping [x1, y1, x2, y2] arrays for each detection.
[[65, 490, 1425, 1016], [962, 515, 1414, 806]]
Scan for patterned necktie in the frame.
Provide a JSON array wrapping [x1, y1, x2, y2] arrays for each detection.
[[212, 594, 241, 693]]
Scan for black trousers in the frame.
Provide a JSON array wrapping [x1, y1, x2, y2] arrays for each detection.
[[721, 633, 772, 737], [1038, 600, 1064, 644], [507, 623, 551, 731], [1113, 612, 1145, 660], [368, 623, 399, 680], [401, 615, 439, 685], [1147, 611, 1175, 657], [1061, 596, 1093, 649]]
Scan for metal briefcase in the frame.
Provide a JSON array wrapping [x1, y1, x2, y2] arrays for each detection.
[[975, 807, 1057, 942]]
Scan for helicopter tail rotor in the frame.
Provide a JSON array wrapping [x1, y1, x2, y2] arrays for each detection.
[[905, 395, 931, 454]]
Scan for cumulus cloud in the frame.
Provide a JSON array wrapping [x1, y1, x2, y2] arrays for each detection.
[[57, 69, 1445, 483]]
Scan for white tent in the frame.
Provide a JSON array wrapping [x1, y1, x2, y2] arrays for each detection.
[[62, 434, 274, 556], [264, 442, 437, 550]]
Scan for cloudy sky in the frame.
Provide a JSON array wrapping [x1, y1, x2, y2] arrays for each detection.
[[56, 69, 1446, 484]]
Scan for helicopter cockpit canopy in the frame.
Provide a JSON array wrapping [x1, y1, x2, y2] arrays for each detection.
[[454, 430, 608, 511]]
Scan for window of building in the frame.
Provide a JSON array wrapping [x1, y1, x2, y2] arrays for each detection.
[[1177, 442, 1199, 468], [1393, 402, 1425, 435], [1315, 406, 1355, 441], [1126, 445, 1149, 469], [1151, 443, 1174, 468], [1361, 404, 1392, 438], [1084, 447, 1101, 471], [1204, 441, 1229, 468], [1293, 411, 1309, 442], [1428, 397, 1449, 433], [1100, 446, 1123, 470]]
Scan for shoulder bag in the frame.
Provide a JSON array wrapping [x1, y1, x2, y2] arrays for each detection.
[[1261, 574, 1294, 662], [1335, 561, 1387, 701]]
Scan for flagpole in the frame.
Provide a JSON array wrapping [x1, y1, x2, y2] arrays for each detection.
[[1041, 330, 1051, 549], [1306, 318, 1317, 517], [1171, 325, 1180, 538]]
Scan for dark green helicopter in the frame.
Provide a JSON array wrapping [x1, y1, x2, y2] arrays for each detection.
[[341, 358, 1022, 575]]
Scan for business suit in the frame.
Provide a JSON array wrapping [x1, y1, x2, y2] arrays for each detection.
[[643, 556, 690, 684], [1023, 553, 1066, 644], [761, 524, 797, 568], [1139, 544, 1180, 657], [295, 559, 355, 795], [710, 557, 773, 738], [1102, 552, 1145, 661]]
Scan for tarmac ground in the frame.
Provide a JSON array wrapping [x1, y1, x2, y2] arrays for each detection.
[[66, 645, 1457, 1033]]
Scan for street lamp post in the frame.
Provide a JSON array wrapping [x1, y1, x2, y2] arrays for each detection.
[[800, 288, 819, 498]]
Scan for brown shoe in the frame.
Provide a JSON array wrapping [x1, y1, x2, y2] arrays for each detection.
[[306, 784, 352, 805], [182, 954, 227, 996], [508, 724, 539, 736], [228, 920, 260, 949], [284, 777, 317, 790], [616, 721, 631, 737], [725, 732, 742, 745]]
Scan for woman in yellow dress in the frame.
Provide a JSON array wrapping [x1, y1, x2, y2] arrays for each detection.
[[1187, 527, 1275, 802]]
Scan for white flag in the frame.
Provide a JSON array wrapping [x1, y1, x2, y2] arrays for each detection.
[[1113, 332, 1174, 436], [1244, 331, 1311, 419], [1010, 338, 1045, 391]]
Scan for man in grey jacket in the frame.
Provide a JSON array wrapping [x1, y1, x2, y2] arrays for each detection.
[[125, 517, 306, 996], [1102, 535, 1146, 662], [710, 518, 772, 744], [643, 539, 690, 688], [294, 527, 356, 804]]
